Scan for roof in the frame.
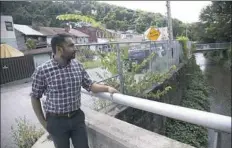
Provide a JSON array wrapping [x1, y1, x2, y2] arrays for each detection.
[[0, 44, 24, 58], [23, 47, 52, 55], [14, 24, 45, 36], [39, 27, 89, 37]]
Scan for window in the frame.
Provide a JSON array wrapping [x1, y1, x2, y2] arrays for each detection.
[[5, 21, 13, 31]]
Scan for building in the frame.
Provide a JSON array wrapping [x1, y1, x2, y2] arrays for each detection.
[[105, 29, 121, 39], [1, 15, 18, 49], [75, 26, 105, 43], [38, 26, 89, 45], [14, 24, 47, 50]]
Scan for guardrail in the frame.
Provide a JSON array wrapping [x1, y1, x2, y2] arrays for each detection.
[[195, 43, 231, 50], [81, 89, 231, 148]]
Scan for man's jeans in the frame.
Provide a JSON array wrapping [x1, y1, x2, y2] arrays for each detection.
[[46, 109, 89, 148]]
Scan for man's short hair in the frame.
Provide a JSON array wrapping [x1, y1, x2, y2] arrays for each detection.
[[51, 33, 72, 54]]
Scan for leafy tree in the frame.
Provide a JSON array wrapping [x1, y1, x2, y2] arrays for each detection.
[[188, 1, 231, 43]]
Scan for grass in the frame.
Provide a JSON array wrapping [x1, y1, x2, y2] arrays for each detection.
[[83, 59, 102, 69]]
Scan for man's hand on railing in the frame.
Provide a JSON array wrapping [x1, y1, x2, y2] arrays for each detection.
[[107, 86, 120, 95], [90, 83, 119, 95]]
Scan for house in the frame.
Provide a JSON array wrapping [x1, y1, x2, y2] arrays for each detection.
[[38, 26, 89, 45], [105, 29, 121, 39], [14, 24, 47, 50], [75, 26, 105, 43], [1, 15, 18, 49], [121, 33, 133, 39]]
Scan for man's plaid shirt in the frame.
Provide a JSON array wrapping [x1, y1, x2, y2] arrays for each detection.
[[30, 59, 93, 114]]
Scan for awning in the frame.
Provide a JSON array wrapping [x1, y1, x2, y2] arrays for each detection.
[[0, 44, 24, 58]]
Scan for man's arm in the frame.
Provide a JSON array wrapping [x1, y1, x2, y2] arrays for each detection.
[[30, 67, 47, 129], [31, 97, 47, 129], [90, 83, 119, 94], [81, 64, 119, 94]]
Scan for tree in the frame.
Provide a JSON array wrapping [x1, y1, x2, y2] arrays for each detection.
[[188, 1, 231, 43]]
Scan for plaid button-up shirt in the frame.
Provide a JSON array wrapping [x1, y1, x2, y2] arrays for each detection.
[[30, 59, 93, 114]]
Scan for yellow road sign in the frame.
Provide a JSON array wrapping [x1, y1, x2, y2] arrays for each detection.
[[147, 27, 160, 41]]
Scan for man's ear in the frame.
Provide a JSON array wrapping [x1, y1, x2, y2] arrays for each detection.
[[56, 45, 63, 55]]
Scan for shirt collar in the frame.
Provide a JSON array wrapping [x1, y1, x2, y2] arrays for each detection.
[[52, 58, 72, 68]]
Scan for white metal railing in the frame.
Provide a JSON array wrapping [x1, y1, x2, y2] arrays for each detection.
[[81, 89, 231, 133], [195, 42, 231, 50]]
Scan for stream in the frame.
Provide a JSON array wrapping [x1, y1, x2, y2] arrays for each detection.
[[194, 53, 231, 148]]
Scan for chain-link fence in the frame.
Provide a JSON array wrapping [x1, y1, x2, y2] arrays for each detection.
[[75, 40, 183, 112]]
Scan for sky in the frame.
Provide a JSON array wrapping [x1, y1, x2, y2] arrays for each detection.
[[100, 1, 211, 23]]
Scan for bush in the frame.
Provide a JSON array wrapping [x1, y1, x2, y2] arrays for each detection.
[[177, 36, 189, 60], [11, 116, 44, 148], [26, 38, 36, 50], [165, 57, 209, 148]]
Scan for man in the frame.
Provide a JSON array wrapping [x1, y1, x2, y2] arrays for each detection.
[[30, 33, 119, 148]]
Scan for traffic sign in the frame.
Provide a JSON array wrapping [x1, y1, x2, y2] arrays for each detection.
[[147, 27, 160, 41]]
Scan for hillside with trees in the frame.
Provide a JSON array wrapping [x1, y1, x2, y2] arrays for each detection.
[[0, 1, 186, 37], [2, 1, 230, 43]]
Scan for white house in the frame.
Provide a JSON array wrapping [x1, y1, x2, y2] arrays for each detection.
[[1, 15, 18, 49]]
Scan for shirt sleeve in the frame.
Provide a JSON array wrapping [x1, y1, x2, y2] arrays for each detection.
[[30, 67, 46, 99], [81, 65, 94, 92]]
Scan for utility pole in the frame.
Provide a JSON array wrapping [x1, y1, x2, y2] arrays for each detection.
[[166, 1, 173, 42], [185, 24, 188, 38], [166, 1, 174, 66]]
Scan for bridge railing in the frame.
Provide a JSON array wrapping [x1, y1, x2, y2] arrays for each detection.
[[195, 43, 231, 50], [81, 89, 231, 148]]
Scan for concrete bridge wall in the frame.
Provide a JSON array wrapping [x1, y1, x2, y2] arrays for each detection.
[[32, 106, 194, 148]]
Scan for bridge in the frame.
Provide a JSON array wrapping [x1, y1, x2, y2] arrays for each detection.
[[194, 43, 231, 52], [32, 90, 231, 148], [31, 41, 231, 148]]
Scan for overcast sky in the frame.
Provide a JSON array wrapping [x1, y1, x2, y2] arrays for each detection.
[[100, 1, 211, 23]]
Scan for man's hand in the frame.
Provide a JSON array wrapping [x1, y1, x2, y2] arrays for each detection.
[[107, 86, 119, 94], [91, 83, 119, 94]]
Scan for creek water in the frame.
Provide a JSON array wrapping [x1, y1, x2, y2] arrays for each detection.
[[194, 53, 231, 148]]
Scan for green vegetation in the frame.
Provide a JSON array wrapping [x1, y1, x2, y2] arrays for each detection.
[[177, 36, 189, 60], [165, 57, 209, 148], [1, 1, 186, 35], [83, 60, 102, 69], [98, 45, 176, 99], [25, 38, 36, 50], [11, 117, 44, 148], [188, 1, 231, 43]]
